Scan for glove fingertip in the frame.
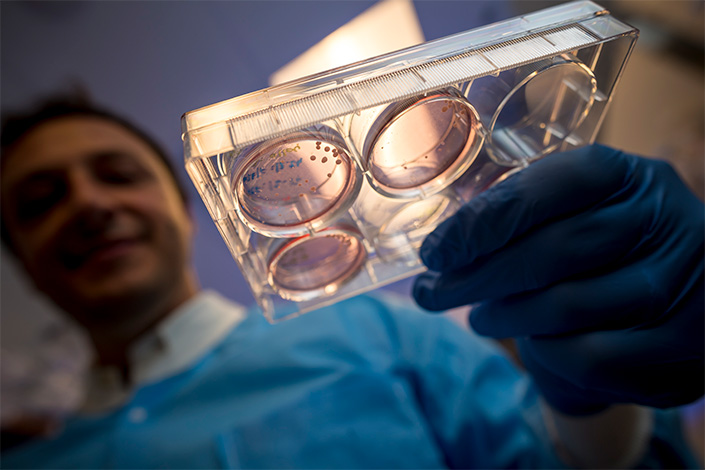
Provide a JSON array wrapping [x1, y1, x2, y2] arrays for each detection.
[[468, 304, 500, 337], [419, 233, 446, 272], [411, 275, 441, 312]]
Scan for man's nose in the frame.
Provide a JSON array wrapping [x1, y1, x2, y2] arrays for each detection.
[[64, 174, 119, 232]]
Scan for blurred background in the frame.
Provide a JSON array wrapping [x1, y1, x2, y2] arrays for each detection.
[[1, 0, 703, 424]]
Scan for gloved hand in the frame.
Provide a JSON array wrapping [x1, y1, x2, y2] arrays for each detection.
[[413, 144, 704, 415]]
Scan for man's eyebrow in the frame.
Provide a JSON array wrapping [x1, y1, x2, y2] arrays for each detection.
[[87, 149, 141, 164], [7, 150, 140, 188]]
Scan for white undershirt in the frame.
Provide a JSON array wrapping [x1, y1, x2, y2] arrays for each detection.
[[81, 291, 246, 414]]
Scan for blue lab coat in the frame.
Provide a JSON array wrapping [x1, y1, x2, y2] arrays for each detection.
[[0, 294, 696, 468]]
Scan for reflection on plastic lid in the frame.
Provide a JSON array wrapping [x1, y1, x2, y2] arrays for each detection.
[[484, 54, 597, 165], [365, 89, 483, 198], [378, 194, 456, 243], [268, 227, 367, 301]]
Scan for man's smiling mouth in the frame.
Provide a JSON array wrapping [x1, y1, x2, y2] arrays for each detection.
[[62, 236, 147, 270]]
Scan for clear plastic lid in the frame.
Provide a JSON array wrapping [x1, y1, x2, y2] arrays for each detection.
[[182, 0, 638, 321], [182, 1, 631, 161]]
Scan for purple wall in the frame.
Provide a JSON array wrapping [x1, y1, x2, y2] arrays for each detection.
[[1, 1, 512, 348]]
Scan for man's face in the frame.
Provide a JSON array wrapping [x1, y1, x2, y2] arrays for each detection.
[[1, 116, 195, 324]]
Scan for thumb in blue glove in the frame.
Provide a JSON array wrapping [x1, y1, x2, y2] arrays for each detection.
[[413, 144, 704, 414]]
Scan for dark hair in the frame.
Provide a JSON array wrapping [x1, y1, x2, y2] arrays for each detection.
[[1, 93, 189, 253]]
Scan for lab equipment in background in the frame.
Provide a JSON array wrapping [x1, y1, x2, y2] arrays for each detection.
[[182, 1, 638, 322]]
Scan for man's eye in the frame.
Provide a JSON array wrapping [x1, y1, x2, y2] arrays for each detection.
[[94, 158, 151, 185], [97, 167, 144, 184], [15, 184, 64, 222]]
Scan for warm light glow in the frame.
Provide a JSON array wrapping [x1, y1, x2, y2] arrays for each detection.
[[269, 0, 424, 85]]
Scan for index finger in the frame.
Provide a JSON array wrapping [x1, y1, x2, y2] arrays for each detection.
[[419, 144, 632, 272]]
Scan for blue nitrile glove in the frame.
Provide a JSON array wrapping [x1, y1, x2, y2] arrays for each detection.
[[413, 144, 704, 415]]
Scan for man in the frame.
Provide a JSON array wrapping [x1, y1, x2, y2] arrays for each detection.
[[0, 96, 701, 468]]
